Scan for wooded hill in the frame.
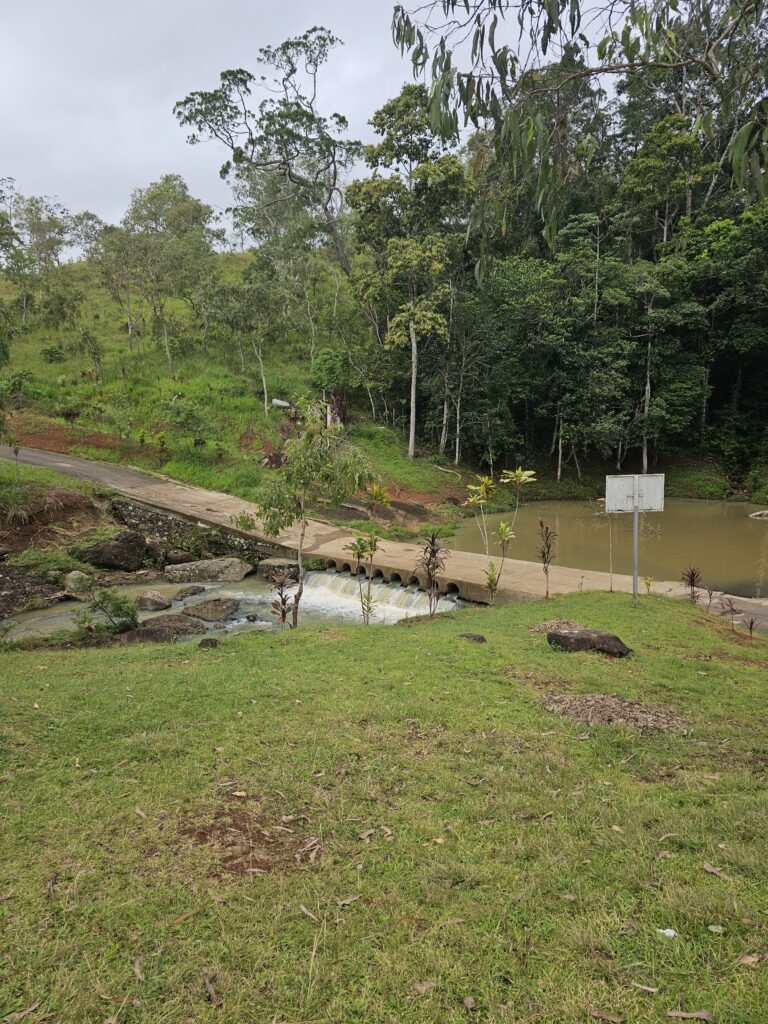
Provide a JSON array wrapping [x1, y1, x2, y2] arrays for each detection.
[[2, 11, 768, 505]]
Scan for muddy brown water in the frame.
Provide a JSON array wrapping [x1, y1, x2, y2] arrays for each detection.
[[447, 498, 768, 598]]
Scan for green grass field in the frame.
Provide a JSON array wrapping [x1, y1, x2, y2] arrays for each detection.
[[2, 593, 766, 1023]]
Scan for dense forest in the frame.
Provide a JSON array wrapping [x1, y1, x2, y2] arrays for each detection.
[[1, 1, 767, 497]]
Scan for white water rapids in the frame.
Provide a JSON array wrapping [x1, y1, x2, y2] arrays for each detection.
[[5, 569, 464, 640]]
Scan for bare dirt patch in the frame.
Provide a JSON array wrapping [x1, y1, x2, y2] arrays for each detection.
[[542, 693, 689, 734], [178, 799, 323, 878], [5, 412, 160, 464], [0, 486, 101, 553], [529, 619, 587, 634]]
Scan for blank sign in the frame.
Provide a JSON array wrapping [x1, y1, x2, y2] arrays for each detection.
[[605, 474, 665, 513]]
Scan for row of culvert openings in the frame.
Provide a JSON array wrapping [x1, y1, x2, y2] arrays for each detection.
[[327, 562, 460, 594]]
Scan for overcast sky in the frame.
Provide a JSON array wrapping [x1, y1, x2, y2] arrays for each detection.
[[2, 1, 414, 225]]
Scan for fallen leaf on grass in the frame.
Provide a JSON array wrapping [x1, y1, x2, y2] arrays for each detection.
[[702, 862, 732, 881], [299, 904, 319, 922], [463, 996, 476, 1010], [358, 829, 376, 842], [740, 951, 767, 966], [3, 1001, 41, 1023], [172, 907, 203, 925], [335, 894, 361, 907], [281, 813, 309, 824], [32, 703, 40, 710], [610, 825, 624, 833], [588, 1007, 624, 1022], [231, 791, 247, 798], [132, 958, 145, 983], [657, 850, 674, 859], [134, 808, 147, 820], [656, 928, 678, 938], [412, 981, 437, 995], [202, 971, 221, 1007], [707, 925, 726, 934], [381, 825, 394, 840], [631, 983, 660, 994], [665, 1011, 715, 1021], [438, 917, 466, 928]]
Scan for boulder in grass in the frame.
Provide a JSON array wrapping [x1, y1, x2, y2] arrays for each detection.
[[135, 589, 172, 611], [547, 627, 632, 658], [165, 557, 253, 583]]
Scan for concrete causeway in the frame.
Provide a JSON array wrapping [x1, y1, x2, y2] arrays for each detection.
[[1, 444, 698, 604]]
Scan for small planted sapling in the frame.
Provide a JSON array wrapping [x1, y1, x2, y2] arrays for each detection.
[[344, 531, 379, 625], [644, 575, 654, 594], [363, 483, 391, 520], [742, 616, 760, 643], [720, 596, 741, 631], [537, 520, 557, 600], [270, 569, 296, 628], [681, 565, 703, 604], [414, 532, 449, 618]]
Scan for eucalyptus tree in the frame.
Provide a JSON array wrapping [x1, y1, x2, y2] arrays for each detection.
[[122, 175, 217, 370], [256, 401, 370, 628], [175, 28, 360, 277], [393, 0, 768, 244]]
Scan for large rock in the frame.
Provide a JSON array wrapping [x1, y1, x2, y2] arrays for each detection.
[[547, 627, 632, 658], [165, 549, 195, 565], [182, 598, 240, 622], [122, 613, 205, 644], [135, 589, 172, 611], [0, 564, 64, 617], [165, 557, 253, 583], [73, 530, 147, 572], [176, 585, 206, 600], [257, 557, 298, 583], [63, 570, 93, 599]]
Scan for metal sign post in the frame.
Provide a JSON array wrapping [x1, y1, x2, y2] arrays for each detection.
[[605, 474, 665, 606]]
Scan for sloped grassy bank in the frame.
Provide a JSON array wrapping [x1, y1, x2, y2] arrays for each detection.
[[1, 593, 766, 1023]]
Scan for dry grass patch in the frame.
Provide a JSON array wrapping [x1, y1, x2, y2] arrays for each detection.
[[542, 693, 690, 734], [177, 797, 323, 878]]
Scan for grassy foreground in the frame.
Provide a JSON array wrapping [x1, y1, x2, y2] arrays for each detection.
[[1, 594, 766, 1023]]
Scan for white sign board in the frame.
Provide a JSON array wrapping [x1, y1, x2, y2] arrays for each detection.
[[605, 474, 665, 513]]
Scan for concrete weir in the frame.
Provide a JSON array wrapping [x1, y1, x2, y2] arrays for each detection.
[[1, 445, 690, 604]]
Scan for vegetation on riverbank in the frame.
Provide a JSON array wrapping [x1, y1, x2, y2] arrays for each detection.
[[2, 593, 766, 1023]]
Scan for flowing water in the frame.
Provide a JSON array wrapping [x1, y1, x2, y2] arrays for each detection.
[[447, 497, 768, 598], [5, 570, 463, 642]]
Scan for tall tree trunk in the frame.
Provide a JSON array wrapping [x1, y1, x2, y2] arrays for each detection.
[[642, 340, 652, 474], [454, 397, 461, 465], [557, 422, 563, 483], [439, 374, 449, 456], [251, 340, 268, 416], [291, 513, 307, 629], [162, 320, 173, 372], [408, 319, 418, 459]]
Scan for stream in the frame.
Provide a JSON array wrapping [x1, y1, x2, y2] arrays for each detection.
[[5, 570, 464, 642]]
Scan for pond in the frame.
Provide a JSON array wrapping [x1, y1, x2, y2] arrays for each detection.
[[447, 498, 768, 598]]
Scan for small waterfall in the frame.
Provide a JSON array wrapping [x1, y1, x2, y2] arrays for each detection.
[[303, 569, 462, 623]]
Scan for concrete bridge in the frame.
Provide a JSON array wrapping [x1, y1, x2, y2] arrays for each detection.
[[1, 444, 699, 605]]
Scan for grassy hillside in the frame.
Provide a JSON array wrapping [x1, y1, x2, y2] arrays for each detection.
[[2, 593, 766, 1022], [2, 256, 746, 514]]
